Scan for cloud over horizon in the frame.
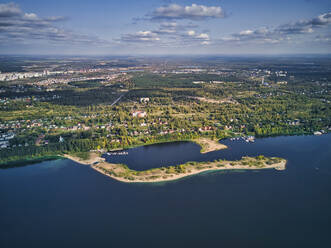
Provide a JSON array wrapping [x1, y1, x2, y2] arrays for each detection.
[[118, 20, 210, 47], [221, 12, 331, 44], [0, 2, 21, 17], [149, 3, 224, 21], [0, 2, 109, 46], [0, 1, 329, 55]]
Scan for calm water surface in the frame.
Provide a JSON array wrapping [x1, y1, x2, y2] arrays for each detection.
[[1, 134, 331, 248]]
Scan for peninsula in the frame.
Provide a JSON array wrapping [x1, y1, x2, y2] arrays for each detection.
[[64, 143, 286, 183], [91, 156, 286, 183]]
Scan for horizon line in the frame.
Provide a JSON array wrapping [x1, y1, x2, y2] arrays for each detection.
[[1, 53, 331, 57]]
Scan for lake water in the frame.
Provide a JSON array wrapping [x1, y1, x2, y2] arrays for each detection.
[[1, 134, 331, 248]]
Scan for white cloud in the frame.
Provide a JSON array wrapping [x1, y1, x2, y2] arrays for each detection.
[[119, 19, 211, 47], [120, 30, 160, 43], [187, 30, 195, 36], [239, 30, 254, 35], [221, 12, 331, 44], [150, 3, 224, 21], [0, 2, 110, 46], [201, 41, 210, 45], [0, 2, 21, 17], [23, 13, 38, 20], [197, 33, 209, 40], [276, 12, 331, 34]]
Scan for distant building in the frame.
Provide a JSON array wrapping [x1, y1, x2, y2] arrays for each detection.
[[289, 119, 300, 126], [199, 126, 213, 131], [140, 97, 150, 103], [132, 111, 147, 118]]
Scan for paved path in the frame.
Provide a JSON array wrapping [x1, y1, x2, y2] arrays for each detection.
[[110, 93, 126, 106]]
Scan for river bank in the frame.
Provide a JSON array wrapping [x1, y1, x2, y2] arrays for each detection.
[[0, 155, 62, 168], [0, 137, 226, 168], [107, 136, 228, 153]]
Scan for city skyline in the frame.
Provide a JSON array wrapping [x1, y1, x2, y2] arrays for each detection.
[[0, 0, 330, 55]]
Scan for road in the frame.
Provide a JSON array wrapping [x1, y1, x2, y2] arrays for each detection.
[[110, 93, 126, 106]]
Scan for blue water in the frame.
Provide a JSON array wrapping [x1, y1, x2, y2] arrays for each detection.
[[1, 134, 331, 248]]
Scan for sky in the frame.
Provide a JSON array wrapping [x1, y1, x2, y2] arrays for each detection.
[[0, 0, 330, 55]]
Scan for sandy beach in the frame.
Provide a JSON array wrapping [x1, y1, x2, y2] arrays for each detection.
[[63, 152, 105, 165], [193, 137, 228, 153], [91, 159, 286, 183]]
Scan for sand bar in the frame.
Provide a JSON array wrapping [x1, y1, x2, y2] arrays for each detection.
[[64, 152, 286, 183]]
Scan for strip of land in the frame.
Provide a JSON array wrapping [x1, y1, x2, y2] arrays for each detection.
[[64, 149, 286, 183], [91, 156, 286, 183], [193, 138, 227, 153], [63, 152, 104, 165]]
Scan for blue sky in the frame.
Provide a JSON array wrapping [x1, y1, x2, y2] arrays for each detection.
[[0, 0, 330, 55]]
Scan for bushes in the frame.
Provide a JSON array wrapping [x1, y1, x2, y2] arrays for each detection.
[[256, 155, 265, 160]]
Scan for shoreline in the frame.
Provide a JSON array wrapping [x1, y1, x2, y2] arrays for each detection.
[[1, 138, 285, 178], [0, 138, 225, 168], [64, 150, 286, 183], [105, 137, 228, 153], [1, 137, 286, 183], [62, 152, 105, 165], [0, 133, 328, 168], [0, 155, 62, 168], [91, 159, 286, 183]]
